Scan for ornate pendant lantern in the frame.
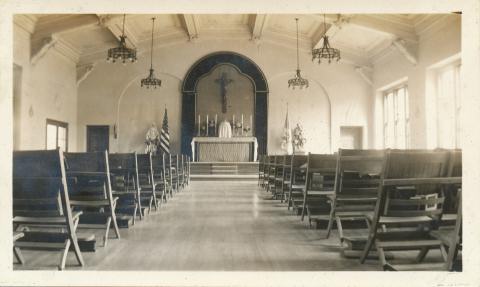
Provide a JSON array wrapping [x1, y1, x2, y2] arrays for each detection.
[[288, 18, 309, 89], [107, 14, 137, 64], [312, 14, 341, 63], [141, 17, 162, 88]]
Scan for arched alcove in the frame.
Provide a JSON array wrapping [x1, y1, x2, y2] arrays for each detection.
[[182, 51, 269, 157]]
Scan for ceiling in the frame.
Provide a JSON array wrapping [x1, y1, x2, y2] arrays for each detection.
[[21, 13, 459, 67]]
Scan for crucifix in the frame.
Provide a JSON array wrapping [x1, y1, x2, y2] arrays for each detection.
[[215, 72, 234, 113]]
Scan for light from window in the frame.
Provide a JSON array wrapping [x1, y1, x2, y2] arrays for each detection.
[[383, 85, 409, 149], [436, 63, 461, 148], [46, 119, 68, 151]]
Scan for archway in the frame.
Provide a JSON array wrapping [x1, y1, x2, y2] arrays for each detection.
[[181, 51, 269, 157]]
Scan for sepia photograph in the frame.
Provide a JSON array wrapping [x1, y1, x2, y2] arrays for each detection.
[[1, 0, 479, 286]]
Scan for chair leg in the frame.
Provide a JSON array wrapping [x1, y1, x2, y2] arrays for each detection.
[[334, 216, 344, 241], [416, 247, 430, 263], [13, 246, 24, 265], [360, 235, 375, 264], [112, 214, 121, 240], [325, 209, 335, 239], [103, 217, 112, 247], [70, 234, 85, 268], [59, 239, 71, 271], [377, 244, 389, 270]]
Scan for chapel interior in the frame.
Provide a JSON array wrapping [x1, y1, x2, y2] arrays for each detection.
[[10, 13, 463, 272]]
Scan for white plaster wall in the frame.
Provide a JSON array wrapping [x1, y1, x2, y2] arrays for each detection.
[[78, 38, 373, 154], [372, 15, 461, 149], [13, 23, 78, 151]]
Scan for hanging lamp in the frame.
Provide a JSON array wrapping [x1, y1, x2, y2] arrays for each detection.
[[106, 14, 137, 64], [141, 17, 162, 89], [312, 14, 341, 63], [288, 18, 309, 89]]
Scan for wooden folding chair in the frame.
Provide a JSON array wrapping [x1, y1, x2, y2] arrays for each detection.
[[137, 153, 158, 213], [301, 153, 337, 228], [328, 149, 384, 256], [64, 151, 121, 247], [13, 149, 85, 270], [286, 154, 308, 212], [279, 155, 293, 203], [170, 154, 180, 193], [177, 154, 186, 189], [258, 154, 265, 187], [273, 155, 287, 200], [261, 155, 271, 189], [185, 155, 191, 186], [152, 153, 169, 204], [13, 232, 25, 265], [163, 153, 175, 197], [360, 149, 461, 271], [109, 152, 143, 225], [267, 155, 279, 193]]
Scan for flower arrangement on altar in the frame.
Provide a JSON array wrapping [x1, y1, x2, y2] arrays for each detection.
[[145, 123, 160, 155], [292, 123, 306, 153]]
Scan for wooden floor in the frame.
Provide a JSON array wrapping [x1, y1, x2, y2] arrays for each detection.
[[15, 181, 385, 271]]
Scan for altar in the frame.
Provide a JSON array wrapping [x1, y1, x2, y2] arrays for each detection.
[[191, 137, 258, 162]]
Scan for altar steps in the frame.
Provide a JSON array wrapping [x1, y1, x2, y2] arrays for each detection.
[[190, 162, 259, 181]]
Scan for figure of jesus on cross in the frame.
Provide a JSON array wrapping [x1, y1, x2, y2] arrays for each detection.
[[215, 72, 234, 113]]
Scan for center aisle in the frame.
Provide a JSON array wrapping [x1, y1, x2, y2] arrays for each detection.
[[72, 181, 376, 271]]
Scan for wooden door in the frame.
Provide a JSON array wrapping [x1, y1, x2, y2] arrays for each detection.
[[87, 125, 109, 152], [340, 126, 363, 149]]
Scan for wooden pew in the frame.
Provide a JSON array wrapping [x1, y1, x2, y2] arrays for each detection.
[[328, 149, 384, 257], [137, 153, 158, 213], [286, 154, 308, 213], [151, 153, 169, 204], [108, 152, 143, 225], [64, 151, 121, 247], [359, 149, 461, 271], [13, 149, 85, 270], [301, 153, 337, 228]]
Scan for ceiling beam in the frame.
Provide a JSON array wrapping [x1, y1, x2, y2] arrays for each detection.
[[346, 15, 418, 43], [391, 38, 417, 65], [179, 14, 199, 41], [77, 63, 96, 86], [249, 14, 269, 41], [98, 14, 138, 48], [31, 35, 58, 65], [311, 15, 349, 49], [32, 14, 100, 41], [354, 66, 373, 86]]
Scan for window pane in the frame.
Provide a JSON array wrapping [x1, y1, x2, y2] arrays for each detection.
[[46, 124, 57, 149], [58, 126, 67, 151], [396, 88, 406, 148]]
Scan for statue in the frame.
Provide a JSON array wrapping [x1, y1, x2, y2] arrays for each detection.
[[145, 123, 160, 154], [218, 119, 232, 138], [292, 123, 307, 154], [215, 72, 234, 113]]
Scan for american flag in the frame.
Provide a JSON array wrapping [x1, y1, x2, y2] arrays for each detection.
[[160, 108, 170, 153]]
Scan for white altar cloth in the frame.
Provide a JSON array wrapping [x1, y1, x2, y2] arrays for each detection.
[[191, 137, 258, 162]]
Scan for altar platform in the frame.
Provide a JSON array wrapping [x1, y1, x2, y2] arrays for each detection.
[[189, 162, 259, 181], [191, 137, 258, 162]]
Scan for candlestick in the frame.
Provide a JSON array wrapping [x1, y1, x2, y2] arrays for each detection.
[[232, 114, 235, 137], [215, 114, 218, 136], [241, 114, 244, 136], [250, 114, 253, 136], [206, 114, 209, 137], [198, 114, 201, 136]]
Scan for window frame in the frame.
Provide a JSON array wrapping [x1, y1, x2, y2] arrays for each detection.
[[435, 62, 461, 148], [45, 118, 69, 151], [382, 84, 410, 149]]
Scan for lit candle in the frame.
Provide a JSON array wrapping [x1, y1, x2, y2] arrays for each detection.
[[198, 114, 201, 136]]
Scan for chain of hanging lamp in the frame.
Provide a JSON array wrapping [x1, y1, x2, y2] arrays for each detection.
[[312, 14, 341, 63], [141, 17, 162, 88], [288, 18, 309, 89], [107, 14, 137, 64]]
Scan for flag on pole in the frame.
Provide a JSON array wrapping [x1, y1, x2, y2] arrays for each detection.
[[281, 104, 293, 155], [160, 107, 170, 153]]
